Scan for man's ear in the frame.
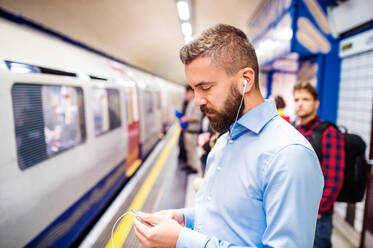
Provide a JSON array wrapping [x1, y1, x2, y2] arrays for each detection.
[[241, 67, 255, 94], [315, 99, 320, 110]]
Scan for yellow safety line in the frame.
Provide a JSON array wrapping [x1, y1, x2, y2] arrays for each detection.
[[106, 126, 181, 248]]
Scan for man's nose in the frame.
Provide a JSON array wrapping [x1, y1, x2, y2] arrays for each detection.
[[193, 92, 207, 106]]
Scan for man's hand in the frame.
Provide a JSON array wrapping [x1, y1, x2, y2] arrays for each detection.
[[180, 117, 197, 123], [133, 212, 183, 248], [153, 209, 185, 226], [180, 116, 187, 123]]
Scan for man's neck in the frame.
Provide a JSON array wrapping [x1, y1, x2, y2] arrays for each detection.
[[242, 90, 265, 115], [299, 112, 317, 126]]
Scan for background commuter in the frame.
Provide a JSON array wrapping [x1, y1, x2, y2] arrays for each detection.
[[274, 95, 290, 122], [133, 24, 323, 248], [180, 85, 203, 174], [198, 115, 214, 176], [293, 81, 345, 248], [178, 87, 190, 164]]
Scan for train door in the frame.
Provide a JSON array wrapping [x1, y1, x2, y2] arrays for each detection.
[[154, 90, 163, 133], [124, 85, 141, 177]]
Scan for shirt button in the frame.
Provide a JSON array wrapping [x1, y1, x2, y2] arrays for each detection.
[[207, 196, 212, 201], [217, 166, 221, 171]]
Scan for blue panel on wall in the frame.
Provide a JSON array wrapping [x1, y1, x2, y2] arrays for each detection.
[[318, 39, 341, 123], [293, 0, 334, 57], [294, 0, 341, 123]]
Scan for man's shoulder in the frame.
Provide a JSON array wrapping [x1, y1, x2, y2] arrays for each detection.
[[279, 117, 315, 147], [260, 118, 320, 171], [252, 116, 315, 154]]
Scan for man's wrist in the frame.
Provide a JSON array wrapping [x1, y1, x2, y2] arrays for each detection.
[[176, 228, 209, 248]]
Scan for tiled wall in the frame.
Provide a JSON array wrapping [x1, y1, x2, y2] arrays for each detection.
[[335, 50, 373, 233]]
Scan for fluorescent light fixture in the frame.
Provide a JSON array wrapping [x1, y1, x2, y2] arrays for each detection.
[[177, 1, 190, 21], [181, 22, 192, 36], [255, 48, 263, 57], [258, 39, 280, 51], [277, 27, 293, 40], [184, 35, 193, 44]]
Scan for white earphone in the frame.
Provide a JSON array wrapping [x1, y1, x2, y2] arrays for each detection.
[[243, 80, 247, 95], [229, 79, 247, 143]]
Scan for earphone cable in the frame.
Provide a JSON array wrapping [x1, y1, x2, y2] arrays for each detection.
[[229, 84, 246, 142], [111, 212, 130, 248]]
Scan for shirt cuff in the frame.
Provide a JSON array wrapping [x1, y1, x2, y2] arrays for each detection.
[[176, 227, 209, 248], [181, 208, 195, 229]]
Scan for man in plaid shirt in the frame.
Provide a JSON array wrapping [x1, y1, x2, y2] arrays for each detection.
[[293, 82, 345, 248]]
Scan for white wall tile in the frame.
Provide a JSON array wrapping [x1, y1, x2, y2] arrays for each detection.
[[337, 50, 373, 233]]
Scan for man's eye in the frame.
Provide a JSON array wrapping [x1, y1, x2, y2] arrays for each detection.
[[201, 86, 211, 91]]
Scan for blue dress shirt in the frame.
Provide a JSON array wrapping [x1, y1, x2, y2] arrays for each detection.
[[176, 100, 324, 248]]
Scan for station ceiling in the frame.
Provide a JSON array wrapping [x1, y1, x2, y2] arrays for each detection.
[[0, 0, 263, 84]]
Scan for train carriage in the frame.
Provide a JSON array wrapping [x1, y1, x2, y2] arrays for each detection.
[[0, 18, 183, 247]]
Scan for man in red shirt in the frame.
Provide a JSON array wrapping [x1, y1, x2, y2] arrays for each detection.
[[293, 81, 345, 248]]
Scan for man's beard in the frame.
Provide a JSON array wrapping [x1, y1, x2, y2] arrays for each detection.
[[297, 109, 315, 120], [200, 84, 243, 133]]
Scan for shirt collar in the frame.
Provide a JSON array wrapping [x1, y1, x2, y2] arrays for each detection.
[[229, 99, 278, 140]]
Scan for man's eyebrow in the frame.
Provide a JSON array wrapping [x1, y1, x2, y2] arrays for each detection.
[[194, 81, 215, 88]]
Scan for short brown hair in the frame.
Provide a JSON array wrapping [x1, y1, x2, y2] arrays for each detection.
[[293, 81, 318, 100], [179, 24, 259, 88]]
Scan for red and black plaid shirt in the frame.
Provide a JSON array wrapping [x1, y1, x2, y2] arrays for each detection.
[[297, 116, 345, 214]]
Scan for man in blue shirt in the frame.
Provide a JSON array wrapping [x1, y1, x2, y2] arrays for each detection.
[[134, 24, 323, 248]]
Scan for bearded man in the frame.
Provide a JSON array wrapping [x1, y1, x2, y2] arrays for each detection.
[[134, 24, 324, 248]]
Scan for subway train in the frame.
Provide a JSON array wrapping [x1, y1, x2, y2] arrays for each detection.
[[0, 18, 184, 247]]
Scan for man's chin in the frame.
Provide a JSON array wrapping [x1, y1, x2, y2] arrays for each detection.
[[207, 114, 218, 120], [210, 121, 229, 133], [297, 113, 313, 119]]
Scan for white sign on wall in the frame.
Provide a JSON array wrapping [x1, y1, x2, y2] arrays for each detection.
[[339, 29, 373, 58]]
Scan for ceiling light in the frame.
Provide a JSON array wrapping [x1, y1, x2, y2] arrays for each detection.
[[184, 35, 193, 44], [177, 1, 190, 21], [276, 28, 293, 40], [181, 22, 192, 36]]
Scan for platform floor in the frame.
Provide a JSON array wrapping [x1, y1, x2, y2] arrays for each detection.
[[79, 124, 358, 248]]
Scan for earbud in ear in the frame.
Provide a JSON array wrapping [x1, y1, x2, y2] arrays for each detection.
[[242, 80, 247, 95]]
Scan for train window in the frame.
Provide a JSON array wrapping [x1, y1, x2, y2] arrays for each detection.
[[92, 88, 121, 136], [12, 84, 86, 170]]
